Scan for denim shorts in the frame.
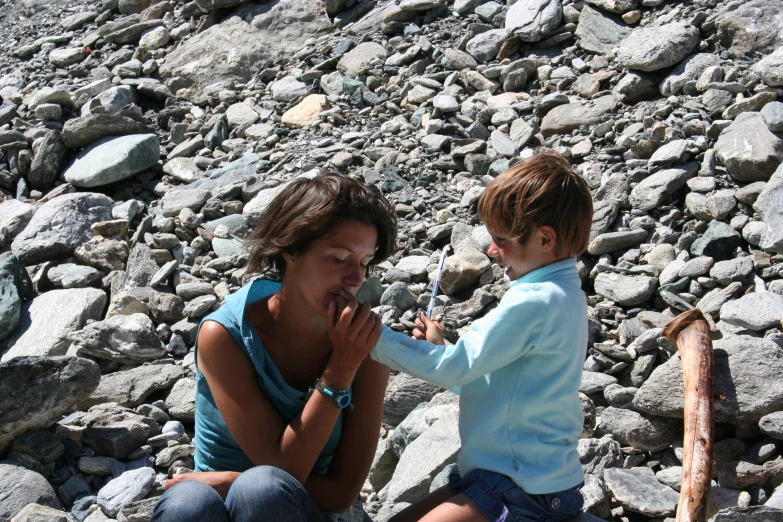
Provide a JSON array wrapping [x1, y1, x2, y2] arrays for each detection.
[[448, 468, 583, 522]]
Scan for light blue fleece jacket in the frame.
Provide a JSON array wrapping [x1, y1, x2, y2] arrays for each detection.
[[371, 258, 587, 494]]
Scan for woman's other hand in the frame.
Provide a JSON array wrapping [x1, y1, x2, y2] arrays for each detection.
[[326, 290, 381, 372], [163, 471, 240, 500], [412, 312, 446, 345]]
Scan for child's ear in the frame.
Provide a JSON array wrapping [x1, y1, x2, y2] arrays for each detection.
[[539, 226, 557, 253]]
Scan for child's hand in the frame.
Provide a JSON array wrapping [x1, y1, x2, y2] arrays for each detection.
[[413, 312, 445, 345]]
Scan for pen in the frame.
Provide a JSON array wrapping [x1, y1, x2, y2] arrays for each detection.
[[426, 245, 450, 319]]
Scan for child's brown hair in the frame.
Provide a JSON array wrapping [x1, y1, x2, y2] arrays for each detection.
[[477, 149, 593, 258]]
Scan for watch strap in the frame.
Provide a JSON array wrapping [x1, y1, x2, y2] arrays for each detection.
[[314, 379, 354, 411]]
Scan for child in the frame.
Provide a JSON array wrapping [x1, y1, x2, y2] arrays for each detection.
[[371, 150, 594, 522]]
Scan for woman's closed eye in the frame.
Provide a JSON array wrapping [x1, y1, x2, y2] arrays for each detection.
[[332, 256, 370, 269]]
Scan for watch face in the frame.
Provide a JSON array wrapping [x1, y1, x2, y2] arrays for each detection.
[[336, 393, 352, 409]]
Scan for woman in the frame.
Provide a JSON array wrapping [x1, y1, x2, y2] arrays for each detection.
[[152, 174, 398, 522]]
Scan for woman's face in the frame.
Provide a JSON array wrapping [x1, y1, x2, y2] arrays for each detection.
[[284, 220, 378, 318]]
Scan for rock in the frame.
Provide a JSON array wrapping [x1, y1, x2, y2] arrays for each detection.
[[617, 22, 699, 72], [587, 229, 648, 255], [383, 373, 443, 426], [27, 130, 68, 191], [160, 189, 211, 217], [754, 163, 783, 253], [80, 86, 137, 117], [391, 404, 429, 457], [2, 288, 107, 361], [386, 411, 460, 503], [282, 94, 330, 127], [63, 134, 160, 188], [603, 468, 679, 517], [629, 163, 699, 211], [75, 237, 129, 273], [716, 0, 783, 55], [720, 292, 783, 331], [270, 76, 309, 103], [97, 467, 156, 518], [540, 95, 616, 137], [755, 47, 783, 87], [49, 47, 86, 67], [762, 102, 783, 132], [438, 247, 491, 295], [580, 371, 618, 394], [442, 49, 477, 70], [612, 72, 658, 105], [586, 0, 638, 14], [27, 88, 71, 111], [166, 377, 196, 422], [0, 200, 35, 241], [76, 403, 158, 460], [381, 282, 417, 312], [67, 314, 166, 363], [759, 411, 783, 440], [0, 462, 61, 519], [0, 356, 100, 451], [575, 6, 631, 55], [162, 157, 203, 184], [158, 1, 331, 95], [11, 192, 114, 266], [62, 114, 148, 149], [61, 11, 98, 30], [465, 29, 508, 63], [578, 436, 623, 475], [80, 363, 184, 410], [505, 0, 562, 43], [715, 112, 783, 182], [594, 272, 657, 306], [634, 336, 783, 424], [47, 263, 101, 288], [594, 407, 679, 451], [338, 42, 387, 76], [690, 220, 742, 262], [139, 26, 170, 49], [709, 257, 754, 285], [0, 254, 21, 342], [11, 503, 71, 522]]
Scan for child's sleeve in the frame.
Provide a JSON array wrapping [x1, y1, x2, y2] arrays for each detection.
[[370, 295, 545, 388]]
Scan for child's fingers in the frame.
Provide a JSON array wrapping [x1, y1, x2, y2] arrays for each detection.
[[419, 312, 440, 330], [412, 328, 426, 340]]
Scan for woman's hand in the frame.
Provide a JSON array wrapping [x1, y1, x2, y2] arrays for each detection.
[[412, 312, 445, 345], [326, 291, 382, 374], [164, 471, 241, 500]]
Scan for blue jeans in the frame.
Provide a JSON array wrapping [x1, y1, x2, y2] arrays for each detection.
[[151, 466, 332, 522], [448, 468, 583, 522]]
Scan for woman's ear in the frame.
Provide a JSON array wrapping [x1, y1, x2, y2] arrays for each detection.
[[539, 226, 557, 253]]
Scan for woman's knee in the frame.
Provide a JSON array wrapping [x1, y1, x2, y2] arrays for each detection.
[[151, 480, 228, 522], [229, 465, 302, 501]]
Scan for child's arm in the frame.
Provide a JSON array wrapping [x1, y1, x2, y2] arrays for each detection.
[[371, 296, 545, 388]]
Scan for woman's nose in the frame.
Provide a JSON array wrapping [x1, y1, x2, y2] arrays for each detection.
[[343, 263, 364, 288]]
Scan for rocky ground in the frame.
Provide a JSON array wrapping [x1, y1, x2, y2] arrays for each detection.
[[0, 0, 782, 520]]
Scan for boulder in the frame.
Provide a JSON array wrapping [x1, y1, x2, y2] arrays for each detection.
[[62, 114, 148, 149], [715, 112, 783, 182], [79, 363, 185, 409], [754, 163, 783, 253], [67, 314, 166, 363], [62, 134, 160, 188], [603, 468, 679, 517], [575, 5, 631, 54], [0, 462, 61, 519], [505, 0, 562, 43], [337, 42, 387, 77], [629, 163, 699, 211], [0, 254, 22, 341], [716, 0, 783, 54], [541, 95, 616, 137], [617, 22, 700, 72]]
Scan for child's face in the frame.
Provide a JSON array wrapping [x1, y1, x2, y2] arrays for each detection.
[[485, 224, 558, 281]]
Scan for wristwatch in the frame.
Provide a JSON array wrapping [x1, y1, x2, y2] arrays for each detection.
[[314, 379, 354, 411]]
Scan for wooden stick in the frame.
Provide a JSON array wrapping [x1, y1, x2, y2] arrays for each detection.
[[663, 309, 714, 522]]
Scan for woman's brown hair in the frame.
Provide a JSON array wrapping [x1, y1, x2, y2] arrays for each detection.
[[245, 173, 397, 277]]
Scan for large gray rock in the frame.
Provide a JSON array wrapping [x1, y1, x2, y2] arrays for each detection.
[[10, 193, 114, 266], [617, 23, 700, 72], [721, 292, 783, 331], [337, 42, 387, 77], [710, 506, 783, 521], [0, 462, 62, 518], [594, 272, 657, 306], [505, 0, 562, 43], [79, 363, 185, 409], [97, 467, 156, 518], [594, 407, 680, 452], [715, 112, 783, 182], [629, 163, 699, 211], [585, 0, 638, 14], [0, 254, 21, 341], [67, 313, 166, 364], [158, 1, 330, 95], [540, 95, 616, 137], [166, 377, 196, 422], [661, 53, 721, 96], [0, 356, 100, 451], [27, 130, 69, 191], [465, 29, 509, 63], [716, 0, 783, 54], [634, 336, 783, 425], [755, 46, 783, 87], [2, 288, 107, 362], [575, 5, 631, 55], [386, 411, 460, 503], [75, 403, 159, 460], [62, 134, 160, 188], [0, 199, 35, 241], [80, 86, 137, 117], [578, 436, 623, 475], [603, 468, 679, 517], [754, 163, 783, 253], [62, 113, 148, 149], [11, 503, 71, 522], [383, 373, 443, 426]]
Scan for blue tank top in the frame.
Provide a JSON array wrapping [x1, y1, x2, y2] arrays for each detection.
[[193, 278, 345, 475]]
